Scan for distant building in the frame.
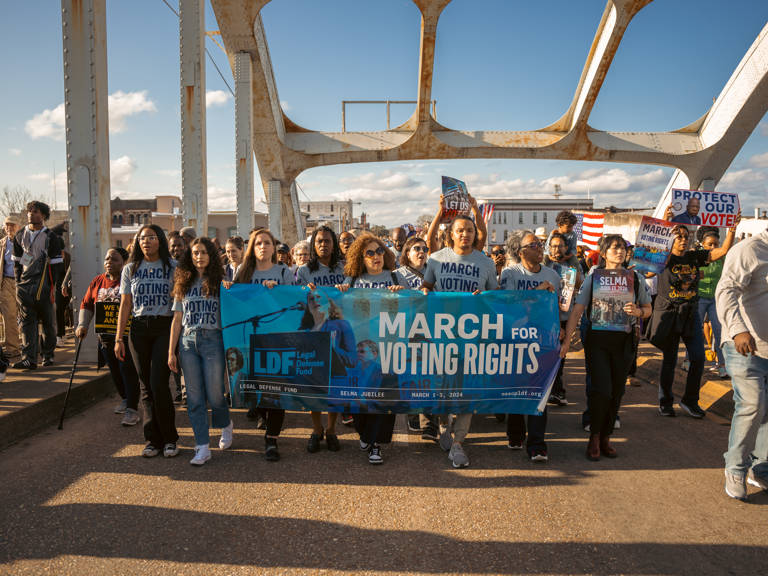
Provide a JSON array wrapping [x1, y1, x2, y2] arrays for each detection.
[[301, 200, 359, 235], [479, 198, 594, 245]]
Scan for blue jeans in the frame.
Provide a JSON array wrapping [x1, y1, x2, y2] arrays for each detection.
[[722, 342, 768, 478], [180, 329, 230, 446], [698, 297, 725, 367]]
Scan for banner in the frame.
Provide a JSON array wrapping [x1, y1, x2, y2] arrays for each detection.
[[590, 269, 633, 332], [441, 176, 471, 219], [221, 285, 561, 415], [670, 189, 739, 227], [630, 216, 675, 274]]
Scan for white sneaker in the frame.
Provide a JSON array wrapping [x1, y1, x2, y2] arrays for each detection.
[[190, 445, 211, 466], [449, 443, 469, 468], [56, 337, 65, 347], [219, 420, 234, 450]]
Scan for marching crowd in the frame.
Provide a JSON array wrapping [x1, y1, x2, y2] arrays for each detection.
[[0, 197, 766, 502]]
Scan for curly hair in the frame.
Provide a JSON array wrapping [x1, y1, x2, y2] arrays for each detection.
[[173, 237, 224, 300], [26, 200, 51, 220], [234, 228, 277, 284], [399, 236, 428, 269], [127, 224, 172, 278], [445, 215, 482, 251], [555, 210, 577, 227], [307, 225, 342, 272], [343, 233, 396, 278]]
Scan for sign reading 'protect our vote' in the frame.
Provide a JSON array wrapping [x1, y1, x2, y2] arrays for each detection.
[[670, 189, 740, 227]]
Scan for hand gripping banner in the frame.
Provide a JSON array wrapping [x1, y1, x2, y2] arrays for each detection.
[[221, 285, 561, 415]]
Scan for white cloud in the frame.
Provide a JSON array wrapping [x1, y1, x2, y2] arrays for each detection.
[[748, 151, 768, 168], [8, 148, 22, 156], [207, 185, 235, 211], [206, 90, 231, 108], [111, 155, 136, 186], [28, 173, 50, 181], [280, 100, 291, 111], [156, 168, 180, 178], [25, 90, 156, 140]]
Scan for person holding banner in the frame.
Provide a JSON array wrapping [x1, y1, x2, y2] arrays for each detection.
[[168, 238, 233, 466], [297, 226, 350, 453], [561, 235, 651, 461], [336, 233, 410, 465], [115, 224, 179, 458], [500, 230, 560, 462], [75, 247, 140, 426], [422, 215, 498, 468], [649, 217, 739, 418], [233, 228, 294, 461]]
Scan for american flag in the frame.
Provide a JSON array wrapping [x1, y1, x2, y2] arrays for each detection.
[[575, 212, 604, 249], [478, 203, 495, 224]]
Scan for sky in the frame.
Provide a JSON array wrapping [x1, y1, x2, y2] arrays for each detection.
[[1, 0, 767, 228]]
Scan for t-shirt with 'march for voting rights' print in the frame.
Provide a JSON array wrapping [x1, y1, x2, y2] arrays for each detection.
[[172, 278, 221, 332], [500, 263, 565, 320], [346, 270, 410, 289], [120, 259, 176, 317], [423, 247, 498, 293], [395, 265, 425, 289], [248, 264, 295, 286], [296, 262, 346, 287]]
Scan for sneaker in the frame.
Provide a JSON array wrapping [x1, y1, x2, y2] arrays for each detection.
[[724, 470, 747, 501], [718, 366, 729, 379], [529, 449, 548, 463], [163, 443, 179, 458], [680, 401, 705, 419], [42, 357, 54, 367], [219, 421, 234, 450], [449, 443, 469, 468], [56, 337, 65, 347], [747, 469, 768, 491], [326, 433, 340, 452], [368, 443, 383, 465], [190, 445, 211, 466], [121, 409, 140, 426], [507, 440, 524, 450], [265, 438, 280, 462], [12, 359, 36, 370], [614, 415, 621, 430], [438, 428, 453, 452], [142, 443, 160, 458], [681, 359, 690, 372], [421, 422, 439, 442], [407, 415, 421, 432], [659, 405, 676, 417], [307, 431, 324, 453], [359, 439, 370, 451], [114, 398, 128, 414], [548, 392, 568, 406], [341, 414, 354, 426]]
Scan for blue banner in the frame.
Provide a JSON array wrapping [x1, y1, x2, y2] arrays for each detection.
[[221, 285, 560, 415]]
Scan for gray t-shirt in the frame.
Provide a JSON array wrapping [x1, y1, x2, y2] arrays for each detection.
[[172, 278, 221, 331], [500, 263, 565, 320], [575, 268, 651, 327], [120, 259, 176, 317], [423, 247, 498, 293], [247, 264, 295, 286], [346, 270, 410, 289], [395, 265, 425, 289], [296, 262, 346, 287]]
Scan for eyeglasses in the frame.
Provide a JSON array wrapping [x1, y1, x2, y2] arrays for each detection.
[[364, 247, 386, 258], [491, 250, 505, 256], [521, 242, 543, 250], [410, 245, 428, 253]]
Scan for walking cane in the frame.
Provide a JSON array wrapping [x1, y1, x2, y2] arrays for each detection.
[[58, 336, 83, 430]]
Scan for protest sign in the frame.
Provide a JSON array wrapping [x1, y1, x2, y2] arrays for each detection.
[[94, 302, 130, 335], [670, 189, 739, 227], [221, 284, 560, 415], [630, 216, 676, 275], [441, 176, 471, 219], [550, 263, 577, 312], [590, 269, 634, 333]]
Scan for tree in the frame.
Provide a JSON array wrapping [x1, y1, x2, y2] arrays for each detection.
[[0, 185, 33, 227], [415, 213, 433, 231], [369, 224, 388, 238]]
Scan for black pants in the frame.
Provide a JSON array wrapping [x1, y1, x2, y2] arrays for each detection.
[[263, 408, 285, 437], [552, 320, 567, 397], [128, 316, 178, 446], [585, 331, 633, 436], [354, 414, 396, 445], [506, 410, 547, 452], [18, 293, 55, 362], [55, 289, 71, 338], [99, 336, 140, 411]]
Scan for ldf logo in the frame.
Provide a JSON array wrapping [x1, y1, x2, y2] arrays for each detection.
[[252, 349, 297, 376]]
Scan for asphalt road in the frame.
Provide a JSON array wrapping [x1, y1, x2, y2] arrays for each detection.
[[0, 352, 765, 575]]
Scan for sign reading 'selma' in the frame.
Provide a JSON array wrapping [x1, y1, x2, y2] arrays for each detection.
[[221, 283, 561, 415], [243, 332, 331, 408]]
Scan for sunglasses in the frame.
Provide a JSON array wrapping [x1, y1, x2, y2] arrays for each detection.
[[410, 245, 428, 253], [364, 247, 386, 258], [521, 242, 543, 250]]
